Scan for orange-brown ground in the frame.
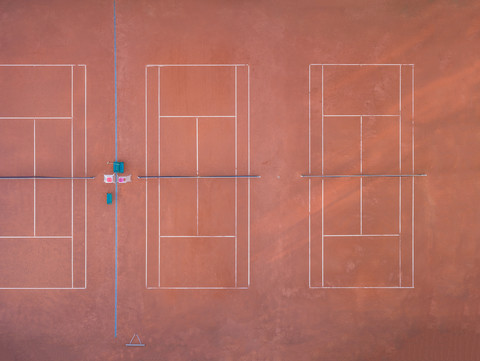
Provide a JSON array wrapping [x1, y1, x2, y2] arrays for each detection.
[[1, 0, 480, 360]]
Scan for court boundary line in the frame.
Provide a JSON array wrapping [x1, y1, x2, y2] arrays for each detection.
[[308, 64, 311, 288], [312, 63, 414, 66], [0, 236, 73, 238], [311, 286, 415, 289], [323, 114, 399, 117], [147, 287, 249, 290], [398, 65, 402, 286], [158, 67, 161, 287], [0, 287, 88, 290], [71, 65, 74, 288], [247, 65, 251, 287], [114, 0, 118, 337], [360, 116, 363, 235], [412, 65, 415, 287], [196, 117, 199, 236], [159, 115, 235, 118], [234, 66, 238, 288], [145, 64, 250, 290], [308, 63, 415, 289], [33, 119, 36, 236], [144, 66, 148, 290], [147, 64, 247, 67], [159, 235, 236, 238], [324, 234, 400, 237], [82, 64, 87, 289], [0, 64, 88, 290], [0, 64, 85, 67], [321, 65, 324, 287], [0, 117, 73, 119]]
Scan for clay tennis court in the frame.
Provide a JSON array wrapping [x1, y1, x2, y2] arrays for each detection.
[[0, 0, 479, 360]]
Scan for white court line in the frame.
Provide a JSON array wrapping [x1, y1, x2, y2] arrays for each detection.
[[0, 287, 87, 290], [6, 65, 88, 289], [144, 64, 250, 289], [159, 235, 235, 238], [196, 117, 199, 236], [308, 65, 311, 288], [324, 234, 400, 237], [360, 116, 362, 235], [0, 236, 73, 238], [0, 117, 72, 119], [145, 66, 148, 288], [71, 65, 74, 288], [33, 119, 36, 236], [310, 286, 415, 289], [247, 65, 251, 287], [84, 65, 87, 289], [160, 235, 236, 238], [147, 287, 248, 290], [312, 64, 415, 66], [323, 114, 399, 117], [158, 67, 161, 286], [310, 63, 417, 290], [234, 66, 238, 288], [399, 65, 402, 287], [159, 115, 235, 118], [149, 64, 248, 67], [321, 65, 324, 177], [321, 65, 324, 287], [411, 66, 415, 286], [0, 64, 77, 67]]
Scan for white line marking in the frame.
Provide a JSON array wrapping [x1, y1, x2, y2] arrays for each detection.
[[324, 234, 400, 237], [234, 66, 238, 288], [309, 63, 417, 290], [360, 116, 362, 235], [412, 176, 415, 287], [308, 64, 312, 287], [33, 119, 36, 236], [71, 66, 74, 288], [196, 117, 199, 236], [149, 64, 248, 67], [0, 64, 77, 67], [321, 65, 324, 287], [311, 64, 415, 66], [145, 66, 148, 288], [0, 236, 73, 238], [0, 117, 72, 119], [247, 64, 251, 287], [147, 287, 249, 290], [399, 65, 402, 286], [159, 115, 235, 118], [412, 65, 415, 287], [0, 287, 87, 290], [323, 114, 399, 117], [159, 235, 236, 238], [84, 65, 87, 289], [158, 66, 161, 287], [310, 286, 414, 289], [301, 174, 424, 178], [322, 180, 325, 287], [144, 64, 250, 289]]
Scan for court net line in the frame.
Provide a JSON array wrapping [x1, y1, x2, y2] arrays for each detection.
[[138, 175, 260, 179], [0, 176, 95, 180], [301, 174, 426, 178]]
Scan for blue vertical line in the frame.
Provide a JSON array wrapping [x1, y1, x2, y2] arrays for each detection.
[[115, 182, 118, 337], [114, 0, 118, 338]]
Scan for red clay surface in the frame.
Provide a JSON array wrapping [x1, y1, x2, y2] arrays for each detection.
[[1, 0, 480, 360]]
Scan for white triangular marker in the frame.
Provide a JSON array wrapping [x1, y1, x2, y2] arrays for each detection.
[[125, 333, 145, 347]]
